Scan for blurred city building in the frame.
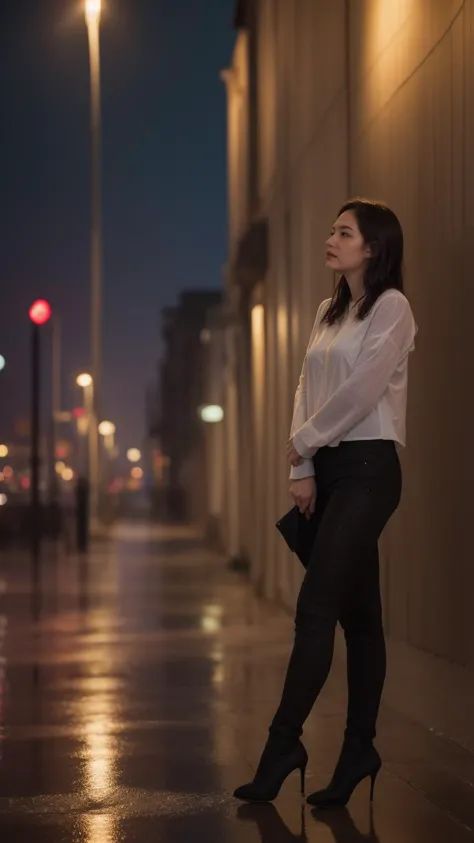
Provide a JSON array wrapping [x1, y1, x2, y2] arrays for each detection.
[[149, 290, 222, 526]]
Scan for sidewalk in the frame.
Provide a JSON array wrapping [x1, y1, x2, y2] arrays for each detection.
[[0, 521, 473, 842]]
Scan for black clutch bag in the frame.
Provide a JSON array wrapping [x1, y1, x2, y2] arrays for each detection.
[[275, 505, 317, 569]]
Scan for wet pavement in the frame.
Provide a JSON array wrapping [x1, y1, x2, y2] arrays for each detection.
[[0, 522, 473, 842]]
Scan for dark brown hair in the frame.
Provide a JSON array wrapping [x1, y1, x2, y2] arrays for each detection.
[[323, 198, 404, 325]]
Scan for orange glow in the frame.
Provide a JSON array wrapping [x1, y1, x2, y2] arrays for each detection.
[[85, 0, 101, 24]]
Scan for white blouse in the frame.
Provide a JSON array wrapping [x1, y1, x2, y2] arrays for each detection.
[[290, 289, 417, 480]]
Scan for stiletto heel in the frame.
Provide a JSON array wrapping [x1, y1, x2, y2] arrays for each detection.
[[233, 739, 308, 803], [306, 739, 381, 809], [369, 767, 379, 802]]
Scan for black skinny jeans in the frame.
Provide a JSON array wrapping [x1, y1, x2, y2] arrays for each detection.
[[270, 440, 402, 746]]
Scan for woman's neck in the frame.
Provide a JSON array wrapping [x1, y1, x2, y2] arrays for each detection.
[[344, 271, 365, 303]]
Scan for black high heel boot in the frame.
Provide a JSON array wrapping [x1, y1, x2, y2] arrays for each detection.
[[306, 737, 381, 808], [233, 738, 308, 803]]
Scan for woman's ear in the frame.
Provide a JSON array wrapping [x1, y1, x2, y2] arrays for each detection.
[[365, 240, 378, 258]]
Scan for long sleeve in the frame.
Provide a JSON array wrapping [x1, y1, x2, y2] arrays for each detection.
[[289, 349, 314, 480], [292, 293, 416, 459], [289, 300, 330, 479]]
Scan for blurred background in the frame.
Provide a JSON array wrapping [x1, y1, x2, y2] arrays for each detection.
[[0, 0, 234, 536]]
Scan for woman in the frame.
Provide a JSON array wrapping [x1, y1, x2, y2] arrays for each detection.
[[233, 198, 416, 807]]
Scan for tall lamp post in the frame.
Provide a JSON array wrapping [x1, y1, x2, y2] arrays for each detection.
[[76, 372, 98, 527], [98, 420, 116, 517], [85, 0, 103, 523], [50, 315, 61, 506], [98, 420, 116, 456]]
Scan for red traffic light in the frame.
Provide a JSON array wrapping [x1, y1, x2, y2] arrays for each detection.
[[29, 299, 52, 326]]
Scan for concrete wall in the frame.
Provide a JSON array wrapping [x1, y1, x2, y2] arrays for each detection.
[[223, 0, 474, 670], [348, 0, 474, 666]]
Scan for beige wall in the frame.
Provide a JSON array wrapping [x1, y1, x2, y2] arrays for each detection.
[[223, 31, 250, 252], [223, 0, 474, 670], [348, 0, 474, 665]]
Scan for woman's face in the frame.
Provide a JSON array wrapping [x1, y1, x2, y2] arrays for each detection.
[[325, 210, 371, 274]]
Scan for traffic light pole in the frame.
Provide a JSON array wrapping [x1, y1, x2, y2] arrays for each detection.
[[30, 322, 40, 587], [28, 299, 52, 594]]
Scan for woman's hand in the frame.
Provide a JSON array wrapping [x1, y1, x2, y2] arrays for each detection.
[[289, 477, 316, 520], [286, 438, 303, 467]]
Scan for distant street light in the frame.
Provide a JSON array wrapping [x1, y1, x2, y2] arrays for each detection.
[[76, 373, 94, 423], [76, 372, 93, 389], [0, 355, 5, 371], [98, 420, 116, 437], [0, 445, 8, 459], [76, 372, 98, 527], [126, 448, 141, 463], [98, 420, 116, 497]]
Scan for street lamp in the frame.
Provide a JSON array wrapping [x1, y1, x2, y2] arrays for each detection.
[[98, 421, 116, 508], [85, 0, 101, 23], [85, 0, 102, 402], [98, 420, 116, 456], [76, 372, 98, 526], [76, 372, 93, 389], [85, 0, 103, 525], [76, 372, 94, 432], [98, 420, 115, 437], [76, 373, 94, 431], [126, 448, 141, 463]]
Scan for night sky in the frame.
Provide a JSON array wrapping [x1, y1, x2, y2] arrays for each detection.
[[1, 0, 235, 462]]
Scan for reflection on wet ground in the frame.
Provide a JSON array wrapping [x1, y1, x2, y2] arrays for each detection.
[[0, 522, 473, 841]]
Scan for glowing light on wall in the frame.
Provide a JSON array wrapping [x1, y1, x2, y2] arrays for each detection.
[[199, 405, 224, 423]]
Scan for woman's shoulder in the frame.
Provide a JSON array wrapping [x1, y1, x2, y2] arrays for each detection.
[[370, 289, 417, 342], [375, 288, 410, 306], [372, 288, 413, 318], [316, 297, 332, 320]]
